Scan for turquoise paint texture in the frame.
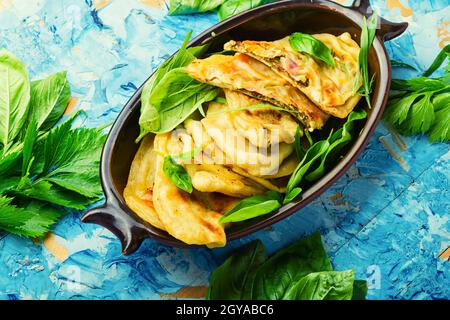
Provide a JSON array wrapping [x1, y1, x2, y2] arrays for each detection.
[[0, 0, 449, 300]]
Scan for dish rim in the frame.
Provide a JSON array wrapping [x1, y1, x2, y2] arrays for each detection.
[[82, 0, 407, 253]]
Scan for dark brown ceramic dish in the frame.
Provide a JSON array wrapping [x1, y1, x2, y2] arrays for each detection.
[[81, 0, 407, 254]]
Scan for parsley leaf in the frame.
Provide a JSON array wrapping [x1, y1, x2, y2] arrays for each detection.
[[0, 196, 62, 238], [384, 45, 450, 143]]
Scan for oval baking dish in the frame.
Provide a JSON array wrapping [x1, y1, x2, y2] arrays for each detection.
[[82, 0, 408, 254]]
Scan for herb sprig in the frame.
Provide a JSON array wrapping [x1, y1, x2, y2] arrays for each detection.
[[289, 32, 336, 67], [207, 232, 367, 300], [0, 50, 106, 238], [384, 45, 450, 142], [353, 12, 378, 107]]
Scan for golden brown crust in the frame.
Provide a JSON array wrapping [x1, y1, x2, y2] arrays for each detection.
[[225, 33, 362, 119], [185, 54, 328, 130]]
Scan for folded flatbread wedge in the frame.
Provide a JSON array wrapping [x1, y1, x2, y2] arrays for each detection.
[[152, 133, 228, 247], [123, 135, 165, 230], [185, 53, 328, 130], [224, 32, 362, 118]]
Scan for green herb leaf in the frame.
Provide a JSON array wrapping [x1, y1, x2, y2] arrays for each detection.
[[384, 46, 450, 142], [219, 191, 282, 223], [283, 270, 355, 300], [169, 0, 226, 15], [390, 59, 418, 71], [163, 156, 193, 193], [28, 71, 71, 131], [284, 187, 303, 204], [251, 232, 333, 299], [21, 116, 38, 177], [207, 232, 367, 300], [429, 103, 450, 142], [390, 77, 445, 92], [306, 109, 368, 182], [217, 0, 267, 21], [354, 12, 378, 107], [422, 44, 449, 77], [0, 49, 31, 154], [352, 280, 368, 300], [146, 69, 218, 133], [284, 140, 330, 204], [138, 32, 217, 138], [17, 118, 106, 202], [0, 196, 62, 238], [17, 178, 98, 210], [207, 240, 267, 300], [289, 32, 336, 67]]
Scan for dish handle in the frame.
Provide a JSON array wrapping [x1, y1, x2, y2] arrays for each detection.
[[350, 0, 408, 41], [81, 200, 148, 255]]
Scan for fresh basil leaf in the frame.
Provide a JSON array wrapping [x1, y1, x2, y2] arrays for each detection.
[[169, 0, 226, 15], [284, 140, 330, 204], [352, 280, 368, 300], [217, 0, 268, 21], [251, 231, 333, 300], [138, 31, 216, 138], [147, 69, 218, 133], [28, 71, 71, 131], [283, 270, 355, 300], [220, 191, 282, 223], [163, 156, 193, 193], [353, 13, 378, 107], [289, 32, 335, 67], [0, 49, 31, 153], [283, 187, 302, 204], [306, 109, 368, 182], [207, 240, 267, 300], [390, 59, 418, 71], [21, 116, 38, 177], [422, 44, 449, 77]]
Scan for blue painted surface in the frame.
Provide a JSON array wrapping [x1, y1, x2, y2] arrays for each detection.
[[0, 0, 448, 300]]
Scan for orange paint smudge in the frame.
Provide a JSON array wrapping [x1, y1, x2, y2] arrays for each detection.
[[386, 0, 413, 17], [379, 136, 408, 172], [64, 97, 79, 115], [330, 192, 343, 203], [160, 286, 208, 299], [43, 233, 69, 262], [439, 246, 450, 261], [93, 0, 111, 10], [385, 123, 407, 152], [437, 21, 450, 48], [140, 0, 165, 9]]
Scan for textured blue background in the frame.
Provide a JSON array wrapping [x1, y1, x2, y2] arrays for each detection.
[[0, 0, 449, 300]]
